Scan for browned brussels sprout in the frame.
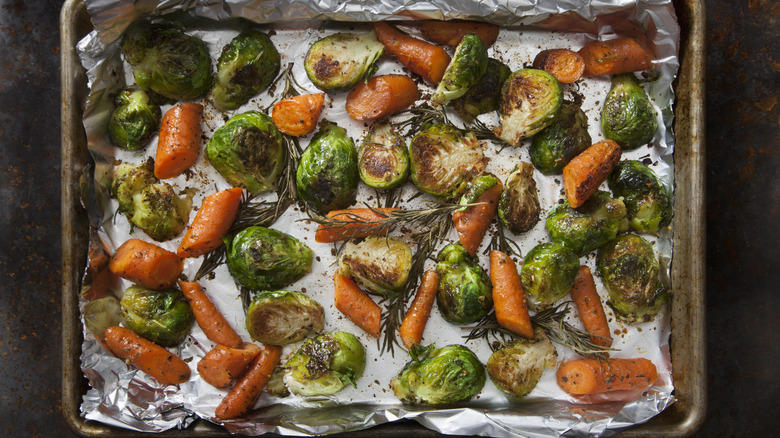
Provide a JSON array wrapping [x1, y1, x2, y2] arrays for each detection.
[[304, 32, 384, 93], [120, 285, 194, 347], [520, 242, 579, 309], [497, 69, 563, 146], [283, 331, 365, 396], [435, 244, 492, 324], [108, 87, 161, 151], [245, 290, 324, 346], [486, 327, 557, 399], [530, 101, 592, 174], [498, 162, 541, 234], [431, 33, 489, 105], [358, 123, 409, 189], [338, 236, 412, 298], [545, 191, 629, 256], [451, 58, 511, 122], [608, 160, 672, 235], [601, 74, 657, 150]]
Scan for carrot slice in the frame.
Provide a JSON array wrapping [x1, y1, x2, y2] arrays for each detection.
[[452, 180, 503, 256], [417, 20, 500, 47], [556, 357, 658, 395], [532, 49, 586, 84], [109, 238, 183, 290], [399, 270, 440, 349], [154, 103, 203, 179], [562, 139, 621, 208], [215, 345, 282, 420], [374, 22, 451, 84], [346, 74, 419, 121], [489, 250, 534, 339], [271, 93, 326, 137], [197, 343, 261, 388], [104, 326, 191, 385], [314, 207, 399, 243], [177, 187, 243, 258], [570, 266, 613, 348], [334, 272, 381, 339], [178, 281, 243, 348], [578, 37, 653, 77]]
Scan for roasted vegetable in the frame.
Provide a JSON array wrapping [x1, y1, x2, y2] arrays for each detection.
[[497, 69, 563, 147], [84, 296, 124, 341], [497, 162, 541, 234], [530, 102, 592, 174], [486, 327, 557, 399], [431, 33, 488, 105], [601, 74, 657, 150], [357, 123, 409, 189], [283, 331, 365, 396], [120, 285, 194, 347], [225, 226, 314, 290], [435, 243, 493, 324], [245, 290, 324, 346], [391, 343, 485, 405], [596, 234, 668, 323], [108, 87, 161, 151], [304, 32, 385, 93], [545, 190, 629, 256], [451, 58, 511, 122], [338, 236, 412, 298], [206, 111, 285, 195], [608, 160, 672, 234], [520, 242, 579, 309]]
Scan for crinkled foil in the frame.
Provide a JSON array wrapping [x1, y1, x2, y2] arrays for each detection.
[[76, 0, 681, 436]]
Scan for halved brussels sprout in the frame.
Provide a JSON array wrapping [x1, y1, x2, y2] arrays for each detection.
[[212, 29, 281, 111], [358, 123, 409, 189], [486, 327, 557, 399], [459, 173, 500, 206], [545, 190, 629, 256], [284, 331, 365, 396], [296, 120, 359, 213], [431, 33, 489, 105], [266, 367, 291, 397], [452, 58, 511, 122], [225, 226, 314, 290], [245, 290, 324, 346], [435, 243, 493, 324], [409, 124, 487, 200], [120, 285, 194, 347], [83, 296, 123, 341], [206, 111, 285, 195], [338, 237, 412, 298], [108, 87, 161, 151], [608, 160, 672, 234], [498, 162, 541, 234], [520, 242, 579, 309], [530, 101, 592, 174], [497, 69, 563, 147], [304, 32, 385, 93], [391, 343, 485, 405], [601, 74, 657, 150]]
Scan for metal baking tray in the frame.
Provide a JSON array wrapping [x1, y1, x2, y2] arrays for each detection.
[[60, 0, 706, 435]]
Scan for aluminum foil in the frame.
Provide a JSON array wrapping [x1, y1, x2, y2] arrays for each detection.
[[76, 0, 681, 436]]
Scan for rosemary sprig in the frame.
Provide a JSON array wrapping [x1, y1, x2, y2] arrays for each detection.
[[469, 116, 512, 149], [486, 219, 522, 259], [393, 105, 449, 137]]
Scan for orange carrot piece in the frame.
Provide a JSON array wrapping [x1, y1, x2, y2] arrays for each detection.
[[178, 281, 243, 348], [417, 20, 500, 47], [556, 357, 658, 395], [346, 74, 420, 121], [399, 271, 440, 349], [578, 37, 653, 77], [215, 345, 282, 420], [177, 187, 243, 259], [452, 180, 503, 256], [104, 326, 191, 385], [374, 22, 451, 84], [532, 49, 586, 84], [109, 238, 183, 290], [154, 103, 203, 179], [570, 266, 613, 348], [272, 93, 326, 137], [197, 343, 261, 389], [489, 250, 534, 339], [562, 139, 622, 208], [314, 207, 399, 243], [334, 272, 381, 339]]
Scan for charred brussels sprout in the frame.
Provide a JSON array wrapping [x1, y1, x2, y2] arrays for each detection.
[[486, 327, 557, 399], [245, 290, 324, 345], [498, 162, 541, 234], [84, 296, 123, 341], [546, 191, 629, 256], [338, 237, 412, 298], [212, 29, 281, 111], [304, 32, 385, 93], [284, 331, 365, 396], [597, 234, 668, 323], [459, 173, 500, 205], [358, 123, 409, 189], [608, 160, 672, 234], [520, 242, 579, 309], [435, 244, 492, 324], [120, 285, 194, 347], [431, 33, 489, 105], [297, 121, 359, 213], [391, 343, 485, 405], [409, 124, 487, 200], [530, 102, 592, 174], [452, 58, 511, 122], [601, 74, 657, 150], [206, 111, 284, 195], [108, 87, 161, 150], [497, 69, 563, 147], [225, 226, 313, 290]]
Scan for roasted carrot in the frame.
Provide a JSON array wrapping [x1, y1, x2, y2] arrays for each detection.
[[399, 270, 440, 349], [417, 20, 500, 47], [334, 272, 381, 339], [374, 22, 451, 84], [178, 281, 243, 348], [346, 74, 420, 121], [109, 238, 183, 290], [532, 49, 586, 84], [104, 326, 191, 385], [314, 207, 399, 243], [177, 187, 243, 259], [198, 343, 261, 389], [570, 266, 613, 348], [578, 37, 653, 77], [452, 180, 503, 256], [489, 250, 534, 339], [556, 357, 658, 395], [562, 139, 621, 208], [154, 103, 203, 179], [215, 344, 282, 420], [271, 93, 326, 137]]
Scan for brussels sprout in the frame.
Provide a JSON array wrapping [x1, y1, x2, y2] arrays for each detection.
[[304, 32, 385, 93], [358, 123, 409, 189], [596, 234, 669, 323], [452, 58, 511, 122], [296, 120, 359, 213], [225, 226, 314, 290], [108, 87, 161, 151], [266, 367, 291, 397], [601, 74, 657, 150], [498, 162, 541, 234], [83, 296, 123, 341], [212, 29, 281, 111], [120, 285, 194, 347], [431, 33, 489, 105], [486, 327, 557, 399], [245, 290, 324, 345], [435, 244, 493, 324], [520, 242, 579, 309], [284, 331, 365, 396], [338, 237, 412, 298], [459, 173, 500, 206], [391, 343, 485, 405], [545, 191, 629, 256], [529, 102, 592, 174], [608, 160, 672, 235], [497, 69, 563, 147], [409, 124, 487, 200], [121, 23, 212, 102]]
